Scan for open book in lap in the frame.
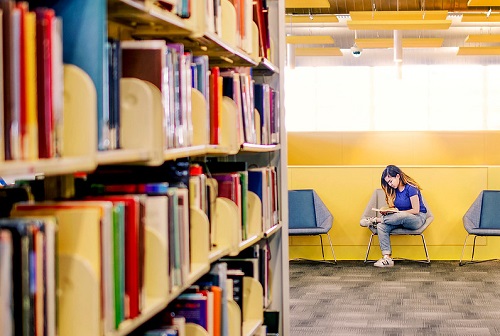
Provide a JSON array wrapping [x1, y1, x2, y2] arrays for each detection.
[[371, 207, 400, 213]]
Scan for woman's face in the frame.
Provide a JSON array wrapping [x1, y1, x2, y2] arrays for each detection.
[[384, 174, 400, 189]]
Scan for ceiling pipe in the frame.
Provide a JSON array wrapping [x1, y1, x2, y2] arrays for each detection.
[[394, 30, 403, 79], [287, 40, 296, 69]]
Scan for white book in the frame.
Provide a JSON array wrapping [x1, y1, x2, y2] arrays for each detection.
[[0, 10, 5, 162], [52, 17, 64, 157], [0, 230, 13, 336]]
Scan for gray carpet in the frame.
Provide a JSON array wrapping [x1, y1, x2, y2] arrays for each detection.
[[289, 260, 500, 336]]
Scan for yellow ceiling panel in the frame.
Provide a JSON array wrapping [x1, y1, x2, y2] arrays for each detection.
[[461, 13, 500, 22], [355, 38, 444, 48], [457, 46, 500, 55], [286, 14, 339, 23], [347, 20, 451, 30], [349, 10, 448, 21], [285, 0, 330, 8], [295, 47, 343, 56], [467, 0, 500, 6], [465, 34, 500, 43], [286, 35, 335, 44]]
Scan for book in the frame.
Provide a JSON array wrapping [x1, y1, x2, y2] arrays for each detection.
[[121, 40, 168, 150], [52, 0, 109, 152], [23, 7, 38, 160], [85, 195, 144, 320], [35, 8, 55, 158], [107, 37, 121, 150], [226, 269, 244, 320], [170, 293, 208, 330], [0, 229, 13, 336], [10, 207, 103, 336], [209, 67, 221, 145], [1, 0, 14, 161], [371, 207, 400, 213], [10, 6, 21, 160]]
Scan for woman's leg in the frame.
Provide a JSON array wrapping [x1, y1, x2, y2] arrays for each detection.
[[377, 212, 426, 255]]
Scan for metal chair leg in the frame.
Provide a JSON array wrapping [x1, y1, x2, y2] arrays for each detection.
[[319, 235, 325, 261], [459, 234, 470, 266], [471, 235, 478, 261], [459, 234, 499, 266], [326, 232, 337, 263], [420, 234, 430, 263], [364, 233, 375, 263]]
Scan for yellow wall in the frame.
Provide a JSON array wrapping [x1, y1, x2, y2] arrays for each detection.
[[287, 131, 500, 261]]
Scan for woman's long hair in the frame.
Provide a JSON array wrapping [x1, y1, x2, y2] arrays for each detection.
[[381, 165, 421, 207]]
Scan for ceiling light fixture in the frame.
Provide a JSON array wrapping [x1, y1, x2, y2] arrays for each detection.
[[457, 46, 500, 55], [355, 37, 444, 48], [295, 47, 343, 56], [347, 20, 451, 30], [465, 34, 500, 43], [285, 0, 330, 8], [285, 14, 339, 23], [461, 13, 500, 22], [286, 35, 335, 44], [467, 0, 500, 6]]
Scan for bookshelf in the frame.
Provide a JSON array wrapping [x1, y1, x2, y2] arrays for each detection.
[[0, 0, 288, 335]]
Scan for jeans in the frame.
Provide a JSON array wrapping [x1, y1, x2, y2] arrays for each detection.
[[377, 212, 427, 256]]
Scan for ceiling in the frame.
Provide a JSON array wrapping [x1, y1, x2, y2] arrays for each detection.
[[285, 0, 500, 66]]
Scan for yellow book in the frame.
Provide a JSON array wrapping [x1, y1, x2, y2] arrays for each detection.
[[24, 11, 38, 160]]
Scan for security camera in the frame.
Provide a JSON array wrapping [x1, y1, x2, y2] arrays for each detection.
[[351, 45, 362, 57]]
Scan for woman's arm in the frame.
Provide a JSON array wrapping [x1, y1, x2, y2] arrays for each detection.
[[407, 194, 420, 214]]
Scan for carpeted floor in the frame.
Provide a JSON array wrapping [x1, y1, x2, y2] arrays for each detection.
[[289, 260, 500, 336]]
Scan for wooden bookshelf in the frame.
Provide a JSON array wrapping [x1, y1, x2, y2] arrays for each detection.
[[0, 0, 288, 334]]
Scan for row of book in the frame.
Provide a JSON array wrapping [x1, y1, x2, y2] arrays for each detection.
[[151, 0, 271, 59], [0, 188, 190, 335], [191, 161, 280, 244], [117, 40, 280, 151], [0, 0, 278, 163], [141, 244, 272, 336], [0, 2, 64, 161], [0, 159, 279, 335]]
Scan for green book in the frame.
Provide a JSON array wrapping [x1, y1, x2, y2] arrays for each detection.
[[113, 203, 126, 328]]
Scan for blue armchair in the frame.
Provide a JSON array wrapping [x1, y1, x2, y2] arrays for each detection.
[[460, 190, 500, 265], [288, 189, 336, 263]]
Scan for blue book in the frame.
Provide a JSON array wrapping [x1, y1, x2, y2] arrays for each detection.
[[171, 293, 208, 329], [248, 169, 264, 201], [52, 0, 109, 151]]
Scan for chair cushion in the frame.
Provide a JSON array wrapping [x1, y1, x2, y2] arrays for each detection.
[[479, 191, 500, 229], [288, 190, 317, 229]]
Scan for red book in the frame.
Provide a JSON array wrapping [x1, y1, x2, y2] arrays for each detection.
[[252, 0, 268, 58], [35, 8, 55, 158], [209, 67, 221, 145], [17, 3, 28, 159]]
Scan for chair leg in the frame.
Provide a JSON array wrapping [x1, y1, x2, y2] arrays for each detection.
[[459, 234, 470, 266], [471, 235, 478, 261], [318, 234, 337, 264], [420, 234, 430, 264], [326, 232, 337, 263], [459, 234, 500, 266], [319, 235, 326, 261], [364, 233, 375, 263]]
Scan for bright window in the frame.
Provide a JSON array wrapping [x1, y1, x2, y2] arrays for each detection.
[[284, 65, 500, 131]]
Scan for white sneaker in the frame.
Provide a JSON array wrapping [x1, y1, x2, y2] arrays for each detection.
[[374, 256, 394, 267], [360, 217, 377, 227]]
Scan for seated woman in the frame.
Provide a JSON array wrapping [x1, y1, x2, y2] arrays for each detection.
[[361, 165, 427, 268]]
